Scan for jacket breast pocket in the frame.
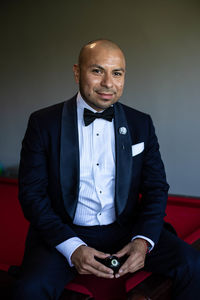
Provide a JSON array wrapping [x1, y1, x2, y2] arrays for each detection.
[[132, 142, 144, 157]]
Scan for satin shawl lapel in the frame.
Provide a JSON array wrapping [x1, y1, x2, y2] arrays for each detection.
[[114, 102, 133, 216], [60, 96, 79, 219]]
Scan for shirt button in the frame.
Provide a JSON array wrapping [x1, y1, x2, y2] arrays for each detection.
[[96, 133, 99, 136], [99, 190, 102, 194], [96, 163, 99, 166]]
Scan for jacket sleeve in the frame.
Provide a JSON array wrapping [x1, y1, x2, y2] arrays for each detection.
[[133, 115, 169, 244], [18, 113, 77, 248]]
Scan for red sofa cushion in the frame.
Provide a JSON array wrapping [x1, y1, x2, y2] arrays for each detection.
[[0, 178, 29, 270], [165, 196, 200, 241]]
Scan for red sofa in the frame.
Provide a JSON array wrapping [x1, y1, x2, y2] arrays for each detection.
[[1, 177, 200, 299]]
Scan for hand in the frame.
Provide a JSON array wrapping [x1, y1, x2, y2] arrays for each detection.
[[71, 245, 114, 278], [113, 239, 147, 278]]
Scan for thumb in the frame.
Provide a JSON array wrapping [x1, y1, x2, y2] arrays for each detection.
[[114, 245, 129, 258], [93, 249, 111, 259]]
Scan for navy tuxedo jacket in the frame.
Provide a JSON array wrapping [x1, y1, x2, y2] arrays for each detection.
[[19, 95, 169, 249]]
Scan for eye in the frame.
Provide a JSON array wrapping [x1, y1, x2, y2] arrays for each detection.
[[92, 68, 102, 74], [113, 71, 122, 76]]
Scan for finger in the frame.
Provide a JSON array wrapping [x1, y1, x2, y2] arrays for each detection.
[[78, 261, 114, 278], [93, 249, 111, 259], [116, 255, 144, 277], [114, 245, 129, 258], [123, 252, 143, 270], [91, 257, 114, 274], [86, 264, 114, 278], [118, 256, 135, 275], [78, 250, 114, 275]]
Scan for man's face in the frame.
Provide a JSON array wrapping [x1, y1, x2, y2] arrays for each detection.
[[73, 44, 126, 111]]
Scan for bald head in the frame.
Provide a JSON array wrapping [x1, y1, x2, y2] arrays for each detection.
[[73, 39, 126, 111], [78, 39, 125, 67]]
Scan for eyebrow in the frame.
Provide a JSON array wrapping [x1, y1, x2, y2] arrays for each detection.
[[89, 64, 125, 73]]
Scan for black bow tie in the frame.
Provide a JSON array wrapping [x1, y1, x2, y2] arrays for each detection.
[[83, 107, 114, 126]]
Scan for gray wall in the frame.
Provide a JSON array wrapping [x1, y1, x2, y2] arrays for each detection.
[[1, 0, 200, 196]]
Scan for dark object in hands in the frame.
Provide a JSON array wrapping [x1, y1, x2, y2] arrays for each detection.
[[95, 255, 128, 273]]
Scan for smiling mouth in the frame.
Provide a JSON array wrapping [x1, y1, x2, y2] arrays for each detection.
[[96, 91, 114, 100]]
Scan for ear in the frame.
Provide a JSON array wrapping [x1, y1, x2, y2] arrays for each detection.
[[73, 64, 80, 84]]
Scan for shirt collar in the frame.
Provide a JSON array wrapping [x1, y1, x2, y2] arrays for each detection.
[[76, 92, 99, 113]]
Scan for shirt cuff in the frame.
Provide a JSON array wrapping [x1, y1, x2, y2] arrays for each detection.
[[131, 235, 154, 252], [55, 237, 87, 267]]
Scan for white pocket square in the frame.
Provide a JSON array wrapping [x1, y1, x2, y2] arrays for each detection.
[[132, 142, 144, 157]]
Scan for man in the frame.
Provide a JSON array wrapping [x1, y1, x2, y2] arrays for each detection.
[[13, 39, 200, 299]]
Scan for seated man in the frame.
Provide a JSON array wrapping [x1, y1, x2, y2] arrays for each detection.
[[13, 39, 200, 300]]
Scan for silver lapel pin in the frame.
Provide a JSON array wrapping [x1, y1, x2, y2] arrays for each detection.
[[119, 127, 127, 135]]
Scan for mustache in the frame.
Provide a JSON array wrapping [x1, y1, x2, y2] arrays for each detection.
[[95, 89, 116, 94]]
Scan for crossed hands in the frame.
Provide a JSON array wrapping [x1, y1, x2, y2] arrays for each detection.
[[71, 238, 147, 279]]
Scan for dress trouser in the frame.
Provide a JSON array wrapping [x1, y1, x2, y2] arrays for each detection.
[[12, 223, 200, 300]]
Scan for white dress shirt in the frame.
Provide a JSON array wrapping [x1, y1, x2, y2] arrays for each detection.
[[56, 93, 154, 266], [74, 93, 116, 225]]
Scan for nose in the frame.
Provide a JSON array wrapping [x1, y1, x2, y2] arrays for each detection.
[[101, 73, 113, 89]]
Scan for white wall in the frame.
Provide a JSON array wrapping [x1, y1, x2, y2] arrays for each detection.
[[1, 0, 200, 196]]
